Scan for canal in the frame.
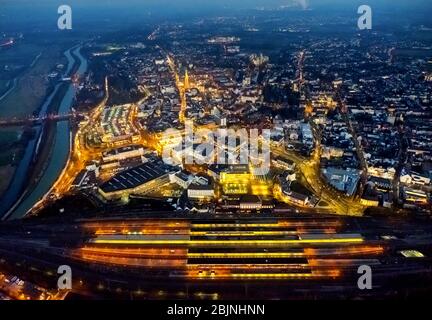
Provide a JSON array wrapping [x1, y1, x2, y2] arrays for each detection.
[[0, 45, 88, 220]]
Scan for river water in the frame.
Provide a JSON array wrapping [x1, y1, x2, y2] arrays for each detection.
[[0, 46, 88, 220]]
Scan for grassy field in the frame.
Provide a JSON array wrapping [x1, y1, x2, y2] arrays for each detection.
[[0, 41, 68, 197], [0, 128, 21, 165], [0, 165, 15, 195], [0, 128, 22, 195], [0, 79, 12, 97], [0, 44, 67, 119]]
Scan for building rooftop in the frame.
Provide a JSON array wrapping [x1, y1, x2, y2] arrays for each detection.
[[100, 160, 177, 193]]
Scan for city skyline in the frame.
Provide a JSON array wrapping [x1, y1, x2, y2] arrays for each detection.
[[0, 0, 431, 303]]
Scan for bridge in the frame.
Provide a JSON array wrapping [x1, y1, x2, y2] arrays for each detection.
[[0, 112, 86, 127]]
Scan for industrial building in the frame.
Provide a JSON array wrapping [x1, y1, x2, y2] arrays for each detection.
[[99, 160, 179, 200]]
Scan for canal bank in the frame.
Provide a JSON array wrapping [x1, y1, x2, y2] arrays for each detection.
[[0, 45, 88, 220]]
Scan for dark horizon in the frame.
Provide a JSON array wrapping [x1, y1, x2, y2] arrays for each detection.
[[2, 0, 432, 34]]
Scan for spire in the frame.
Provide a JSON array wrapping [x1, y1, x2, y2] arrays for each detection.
[[184, 70, 190, 90]]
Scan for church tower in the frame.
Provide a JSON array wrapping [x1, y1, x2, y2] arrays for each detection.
[[184, 70, 190, 90]]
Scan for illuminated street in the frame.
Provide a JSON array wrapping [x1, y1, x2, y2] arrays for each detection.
[[0, 0, 431, 302]]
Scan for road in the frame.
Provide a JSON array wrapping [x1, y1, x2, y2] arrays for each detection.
[[275, 50, 365, 216], [0, 112, 83, 127], [336, 90, 368, 199], [272, 145, 364, 216], [29, 77, 110, 214]]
